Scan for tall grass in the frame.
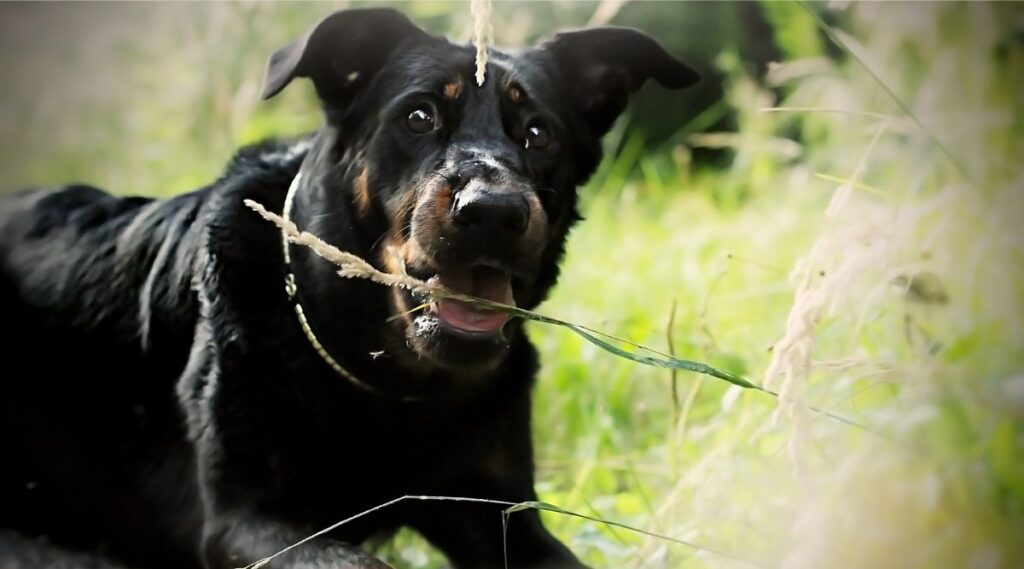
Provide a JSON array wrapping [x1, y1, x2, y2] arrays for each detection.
[[523, 4, 1024, 568], [1, 2, 1021, 568]]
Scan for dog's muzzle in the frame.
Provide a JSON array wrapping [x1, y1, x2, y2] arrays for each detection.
[[399, 152, 547, 364]]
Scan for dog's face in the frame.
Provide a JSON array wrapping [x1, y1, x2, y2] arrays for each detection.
[[264, 9, 697, 374]]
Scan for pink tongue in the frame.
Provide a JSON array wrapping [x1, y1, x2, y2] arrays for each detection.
[[432, 270, 514, 333], [436, 299, 509, 332]]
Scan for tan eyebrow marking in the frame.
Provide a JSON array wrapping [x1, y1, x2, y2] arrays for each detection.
[[443, 77, 465, 101], [507, 83, 526, 103]]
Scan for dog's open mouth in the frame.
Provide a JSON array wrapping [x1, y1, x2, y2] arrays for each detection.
[[426, 265, 515, 335], [396, 262, 522, 371]]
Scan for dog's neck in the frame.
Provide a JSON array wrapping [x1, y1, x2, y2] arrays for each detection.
[[284, 165, 401, 388]]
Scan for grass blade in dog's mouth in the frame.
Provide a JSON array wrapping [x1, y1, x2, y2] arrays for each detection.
[[428, 266, 514, 333], [245, 198, 868, 431]]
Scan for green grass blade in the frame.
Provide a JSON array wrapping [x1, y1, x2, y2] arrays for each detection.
[[247, 199, 870, 432], [502, 500, 769, 567]]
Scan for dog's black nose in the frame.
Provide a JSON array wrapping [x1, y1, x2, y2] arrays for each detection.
[[452, 187, 529, 235]]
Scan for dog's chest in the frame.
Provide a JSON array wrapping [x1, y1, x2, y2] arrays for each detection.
[[224, 392, 486, 531]]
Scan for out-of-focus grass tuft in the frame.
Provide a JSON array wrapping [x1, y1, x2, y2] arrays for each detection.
[[520, 4, 1024, 568]]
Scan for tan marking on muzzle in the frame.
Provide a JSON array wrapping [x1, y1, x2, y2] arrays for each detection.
[[429, 183, 454, 227], [523, 191, 548, 245], [380, 238, 414, 326], [389, 185, 420, 240], [407, 179, 453, 251]]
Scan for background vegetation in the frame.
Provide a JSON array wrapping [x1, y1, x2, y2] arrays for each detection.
[[1, 2, 1022, 568]]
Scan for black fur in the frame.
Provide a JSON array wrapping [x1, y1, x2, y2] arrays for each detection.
[[0, 9, 697, 568]]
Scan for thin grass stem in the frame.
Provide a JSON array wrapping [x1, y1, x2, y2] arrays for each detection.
[[245, 198, 872, 433], [795, 1, 974, 185], [240, 495, 768, 569]]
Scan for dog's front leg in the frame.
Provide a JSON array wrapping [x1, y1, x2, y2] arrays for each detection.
[[399, 369, 590, 568], [402, 416, 589, 569], [179, 332, 390, 569], [201, 513, 392, 569], [407, 484, 589, 569], [190, 435, 393, 569]]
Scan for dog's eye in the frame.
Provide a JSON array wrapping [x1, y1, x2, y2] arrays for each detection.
[[406, 108, 437, 134], [524, 124, 550, 150]]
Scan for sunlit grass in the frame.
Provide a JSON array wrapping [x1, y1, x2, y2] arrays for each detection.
[[522, 4, 1024, 568]]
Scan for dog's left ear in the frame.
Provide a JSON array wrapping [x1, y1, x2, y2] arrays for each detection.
[[261, 8, 427, 102], [542, 27, 700, 136]]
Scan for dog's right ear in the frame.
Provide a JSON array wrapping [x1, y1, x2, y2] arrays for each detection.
[[261, 8, 427, 102]]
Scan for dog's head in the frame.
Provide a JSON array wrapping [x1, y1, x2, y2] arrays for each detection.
[[264, 8, 697, 375]]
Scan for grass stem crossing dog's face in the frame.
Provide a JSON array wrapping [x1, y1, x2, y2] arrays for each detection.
[[264, 8, 698, 374]]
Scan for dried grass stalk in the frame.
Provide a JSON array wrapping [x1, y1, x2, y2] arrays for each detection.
[[242, 199, 774, 390], [244, 198, 868, 432], [471, 0, 492, 86], [247, 199, 467, 303]]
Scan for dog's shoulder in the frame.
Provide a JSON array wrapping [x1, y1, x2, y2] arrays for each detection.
[[193, 137, 311, 272], [184, 137, 314, 347], [221, 137, 312, 178]]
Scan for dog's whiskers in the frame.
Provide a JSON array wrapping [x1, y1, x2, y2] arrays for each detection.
[[308, 211, 342, 223], [369, 229, 393, 255], [386, 302, 430, 323]]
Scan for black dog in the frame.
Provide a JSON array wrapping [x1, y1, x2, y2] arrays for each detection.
[[0, 8, 697, 568]]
